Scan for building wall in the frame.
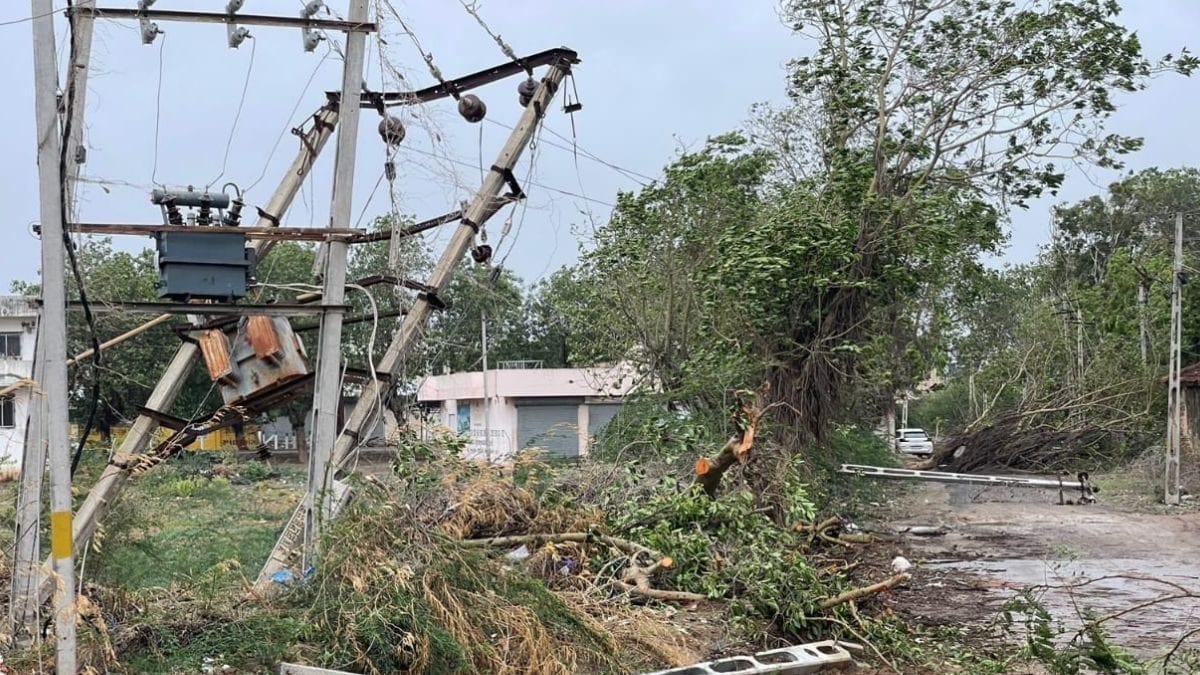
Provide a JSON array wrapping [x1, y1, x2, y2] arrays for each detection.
[[0, 298, 39, 469], [430, 395, 625, 462]]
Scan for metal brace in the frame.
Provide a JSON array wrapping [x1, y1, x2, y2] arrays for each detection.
[[491, 165, 526, 200]]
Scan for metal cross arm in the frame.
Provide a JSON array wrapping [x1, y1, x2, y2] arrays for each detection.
[[70, 223, 365, 242], [327, 47, 580, 107], [75, 6, 377, 32]]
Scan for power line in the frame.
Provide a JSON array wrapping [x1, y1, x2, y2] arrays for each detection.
[[150, 33, 167, 187], [245, 47, 331, 194], [395, 144, 617, 208], [208, 35, 257, 189], [484, 119, 656, 187], [0, 6, 65, 27]]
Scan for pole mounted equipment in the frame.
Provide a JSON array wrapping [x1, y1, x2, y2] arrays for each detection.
[[301, 0, 324, 52], [138, 0, 162, 44], [226, 0, 250, 48], [458, 93, 487, 123]]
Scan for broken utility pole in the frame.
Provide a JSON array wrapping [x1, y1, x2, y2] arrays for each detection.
[[256, 53, 578, 589]]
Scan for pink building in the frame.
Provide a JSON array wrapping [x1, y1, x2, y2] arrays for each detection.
[[416, 361, 638, 461]]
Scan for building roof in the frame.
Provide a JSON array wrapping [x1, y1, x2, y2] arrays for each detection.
[[0, 296, 36, 318]]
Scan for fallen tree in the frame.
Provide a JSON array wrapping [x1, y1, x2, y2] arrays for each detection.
[[915, 414, 1123, 473]]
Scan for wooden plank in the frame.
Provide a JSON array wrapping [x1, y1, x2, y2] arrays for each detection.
[[70, 223, 363, 241]]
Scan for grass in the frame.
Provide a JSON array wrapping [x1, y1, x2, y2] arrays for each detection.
[[87, 457, 303, 590]]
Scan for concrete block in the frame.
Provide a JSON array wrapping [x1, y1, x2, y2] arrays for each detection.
[[644, 639, 855, 674]]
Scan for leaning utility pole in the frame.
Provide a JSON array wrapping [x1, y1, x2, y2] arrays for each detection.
[[29, 0, 77, 668], [1166, 211, 1184, 506], [257, 56, 576, 588], [304, 0, 370, 566]]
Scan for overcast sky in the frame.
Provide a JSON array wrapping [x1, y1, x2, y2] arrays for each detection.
[[1, 1, 1197, 293]]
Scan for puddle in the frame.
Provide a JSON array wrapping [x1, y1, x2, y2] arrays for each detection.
[[944, 557, 1200, 658]]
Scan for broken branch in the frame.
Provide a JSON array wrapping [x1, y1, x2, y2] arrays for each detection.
[[818, 573, 910, 610], [613, 581, 705, 603]]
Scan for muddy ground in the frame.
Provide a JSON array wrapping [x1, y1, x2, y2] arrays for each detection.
[[872, 477, 1200, 666]]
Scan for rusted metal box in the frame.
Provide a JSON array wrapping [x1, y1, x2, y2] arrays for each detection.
[[197, 316, 310, 405]]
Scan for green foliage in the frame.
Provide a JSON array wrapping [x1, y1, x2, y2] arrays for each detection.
[[608, 480, 824, 635], [589, 396, 726, 462], [86, 462, 302, 590], [1002, 592, 1146, 675]]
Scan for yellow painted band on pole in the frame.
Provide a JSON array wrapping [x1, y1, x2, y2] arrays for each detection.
[[50, 511, 73, 560]]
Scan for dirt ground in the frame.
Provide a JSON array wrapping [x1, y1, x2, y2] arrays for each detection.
[[874, 478, 1200, 665]]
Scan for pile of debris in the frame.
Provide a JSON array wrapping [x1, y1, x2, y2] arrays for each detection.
[[918, 415, 1118, 473]]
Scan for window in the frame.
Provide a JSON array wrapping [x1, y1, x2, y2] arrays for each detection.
[[457, 402, 471, 434], [0, 334, 20, 359], [0, 396, 13, 428], [902, 431, 928, 441]]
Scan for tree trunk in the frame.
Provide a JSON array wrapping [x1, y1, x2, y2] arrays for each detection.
[[693, 389, 765, 498]]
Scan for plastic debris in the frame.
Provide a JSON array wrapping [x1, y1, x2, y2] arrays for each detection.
[[505, 544, 531, 562]]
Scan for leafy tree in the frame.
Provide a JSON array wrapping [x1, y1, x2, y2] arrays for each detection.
[[569, 133, 773, 403], [424, 264, 529, 374], [744, 0, 1195, 438]]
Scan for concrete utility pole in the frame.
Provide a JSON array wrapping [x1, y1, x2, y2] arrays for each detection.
[[1166, 211, 1184, 506], [11, 0, 97, 642], [29, 0, 77, 668], [305, 0, 369, 564], [257, 57, 576, 588], [481, 307, 491, 461]]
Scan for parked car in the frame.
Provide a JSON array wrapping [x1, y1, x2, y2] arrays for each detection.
[[895, 428, 934, 457]]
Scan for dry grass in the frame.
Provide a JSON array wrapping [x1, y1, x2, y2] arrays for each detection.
[[559, 591, 706, 668], [439, 476, 538, 540]]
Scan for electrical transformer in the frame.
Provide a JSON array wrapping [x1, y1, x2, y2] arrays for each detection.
[[150, 186, 254, 301], [155, 230, 254, 301]]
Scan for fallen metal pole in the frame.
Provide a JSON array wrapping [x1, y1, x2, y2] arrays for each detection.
[[839, 464, 1096, 495]]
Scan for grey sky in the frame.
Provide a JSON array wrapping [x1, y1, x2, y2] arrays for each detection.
[[0, 1, 1197, 293]]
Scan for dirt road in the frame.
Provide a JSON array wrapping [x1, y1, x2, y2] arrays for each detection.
[[880, 480, 1200, 662]]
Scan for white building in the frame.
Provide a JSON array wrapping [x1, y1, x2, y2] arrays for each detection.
[[417, 361, 638, 461], [0, 297, 39, 469]]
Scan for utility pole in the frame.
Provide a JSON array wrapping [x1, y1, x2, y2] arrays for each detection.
[[481, 307, 491, 462], [1139, 280, 1149, 366], [305, 0, 369, 563], [12, 3, 96, 639], [29, 0, 77, 668], [1166, 211, 1184, 505]]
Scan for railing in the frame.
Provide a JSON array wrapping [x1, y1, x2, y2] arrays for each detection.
[[495, 360, 543, 370]]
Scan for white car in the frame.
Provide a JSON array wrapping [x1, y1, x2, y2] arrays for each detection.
[[895, 428, 934, 457]]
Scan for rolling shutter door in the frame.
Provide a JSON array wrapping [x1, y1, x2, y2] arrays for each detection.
[[516, 399, 579, 459], [587, 403, 622, 439]]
